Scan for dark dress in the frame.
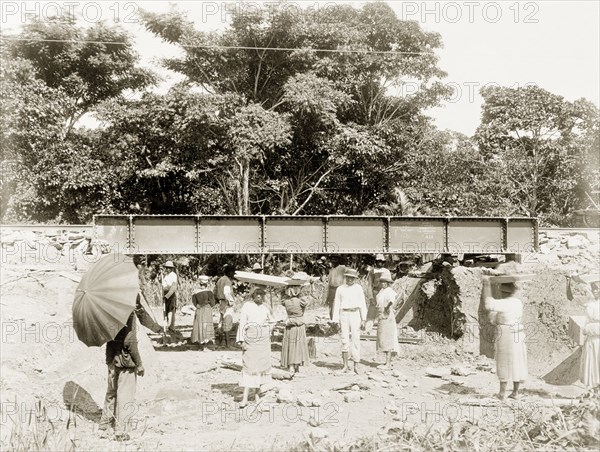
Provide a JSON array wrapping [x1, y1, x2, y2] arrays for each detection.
[[191, 290, 216, 344], [281, 297, 310, 368]]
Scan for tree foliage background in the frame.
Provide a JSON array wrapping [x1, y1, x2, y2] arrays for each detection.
[[1, 4, 598, 226]]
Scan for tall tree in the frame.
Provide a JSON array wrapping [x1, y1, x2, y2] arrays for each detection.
[[1, 16, 153, 222], [140, 2, 451, 215], [6, 16, 154, 136], [475, 85, 599, 223]]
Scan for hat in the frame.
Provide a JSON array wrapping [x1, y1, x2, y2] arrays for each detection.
[[163, 261, 174, 268], [379, 275, 393, 284], [344, 268, 359, 278], [252, 262, 263, 271], [198, 275, 210, 283], [375, 254, 385, 261], [320, 256, 327, 262]]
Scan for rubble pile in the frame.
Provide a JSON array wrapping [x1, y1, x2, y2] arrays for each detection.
[[538, 229, 600, 269], [0, 227, 111, 270]]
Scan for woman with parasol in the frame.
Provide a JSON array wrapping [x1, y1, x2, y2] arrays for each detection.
[[236, 288, 276, 408]]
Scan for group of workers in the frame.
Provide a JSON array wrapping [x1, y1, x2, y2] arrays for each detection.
[[97, 256, 600, 440]]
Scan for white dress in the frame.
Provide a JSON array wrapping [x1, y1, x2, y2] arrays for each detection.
[[581, 299, 600, 387], [236, 302, 275, 388]]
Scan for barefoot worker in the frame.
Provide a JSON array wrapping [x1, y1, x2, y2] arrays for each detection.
[[236, 288, 276, 407], [482, 275, 528, 399], [332, 268, 367, 374], [376, 275, 400, 369], [281, 286, 310, 373], [190, 276, 216, 350]]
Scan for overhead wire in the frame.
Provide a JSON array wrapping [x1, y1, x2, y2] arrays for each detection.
[[0, 36, 432, 55]]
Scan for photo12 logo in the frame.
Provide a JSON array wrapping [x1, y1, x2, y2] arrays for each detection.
[[397, 2, 540, 24], [1, 1, 141, 24]]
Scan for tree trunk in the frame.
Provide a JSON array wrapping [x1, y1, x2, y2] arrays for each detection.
[[241, 159, 250, 215]]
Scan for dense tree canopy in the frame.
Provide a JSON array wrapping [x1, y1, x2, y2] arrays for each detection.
[[1, 4, 597, 226]]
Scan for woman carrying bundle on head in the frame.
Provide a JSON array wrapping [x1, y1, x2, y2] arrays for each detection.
[[482, 275, 528, 400], [236, 288, 276, 408], [280, 286, 310, 374]]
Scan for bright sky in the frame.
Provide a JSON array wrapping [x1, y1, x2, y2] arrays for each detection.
[[1, 1, 598, 135]]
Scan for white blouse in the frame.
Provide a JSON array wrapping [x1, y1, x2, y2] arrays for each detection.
[[485, 296, 524, 325], [236, 301, 275, 342]]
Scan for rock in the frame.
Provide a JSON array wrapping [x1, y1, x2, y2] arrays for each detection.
[[381, 421, 404, 435], [392, 370, 408, 381], [451, 366, 474, 376], [311, 398, 323, 407], [351, 385, 360, 391], [412, 382, 419, 388], [567, 237, 582, 249], [308, 427, 328, 441], [384, 401, 398, 414], [308, 416, 321, 427], [344, 392, 361, 403], [277, 389, 296, 404], [546, 230, 560, 239], [297, 394, 312, 407], [380, 382, 389, 388], [425, 366, 452, 378]]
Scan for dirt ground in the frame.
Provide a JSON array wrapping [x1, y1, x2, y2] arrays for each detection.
[[0, 235, 597, 451]]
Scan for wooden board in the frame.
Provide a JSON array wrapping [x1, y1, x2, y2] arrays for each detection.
[[489, 274, 535, 283]]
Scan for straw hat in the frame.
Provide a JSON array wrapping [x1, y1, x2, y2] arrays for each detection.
[[163, 261, 174, 268], [375, 254, 385, 261], [252, 262, 263, 271], [344, 268, 359, 278], [198, 275, 210, 283], [379, 275, 393, 284]]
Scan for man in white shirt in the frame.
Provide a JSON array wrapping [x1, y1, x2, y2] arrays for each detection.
[[332, 268, 367, 374], [161, 261, 178, 333]]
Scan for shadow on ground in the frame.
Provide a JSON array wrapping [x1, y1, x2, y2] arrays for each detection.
[[62, 381, 102, 423]]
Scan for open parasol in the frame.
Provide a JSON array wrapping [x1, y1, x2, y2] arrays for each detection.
[[72, 253, 139, 347]]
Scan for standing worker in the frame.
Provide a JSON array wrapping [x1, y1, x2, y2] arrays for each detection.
[[365, 254, 392, 332], [326, 255, 347, 320], [190, 276, 216, 350], [99, 293, 162, 441], [215, 264, 236, 341], [332, 268, 368, 374], [482, 275, 528, 400], [161, 261, 178, 334], [376, 275, 400, 369]]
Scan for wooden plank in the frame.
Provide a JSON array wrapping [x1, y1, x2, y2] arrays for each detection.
[[360, 334, 422, 344], [489, 274, 535, 283]]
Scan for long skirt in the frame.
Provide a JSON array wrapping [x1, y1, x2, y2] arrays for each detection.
[[281, 324, 310, 367], [377, 313, 399, 353], [581, 334, 600, 387], [191, 305, 215, 345], [495, 324, 528, 382], [240, 325, 272, 388]]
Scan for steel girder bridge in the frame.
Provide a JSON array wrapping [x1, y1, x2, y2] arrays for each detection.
[[93, 215, 538, 256]]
